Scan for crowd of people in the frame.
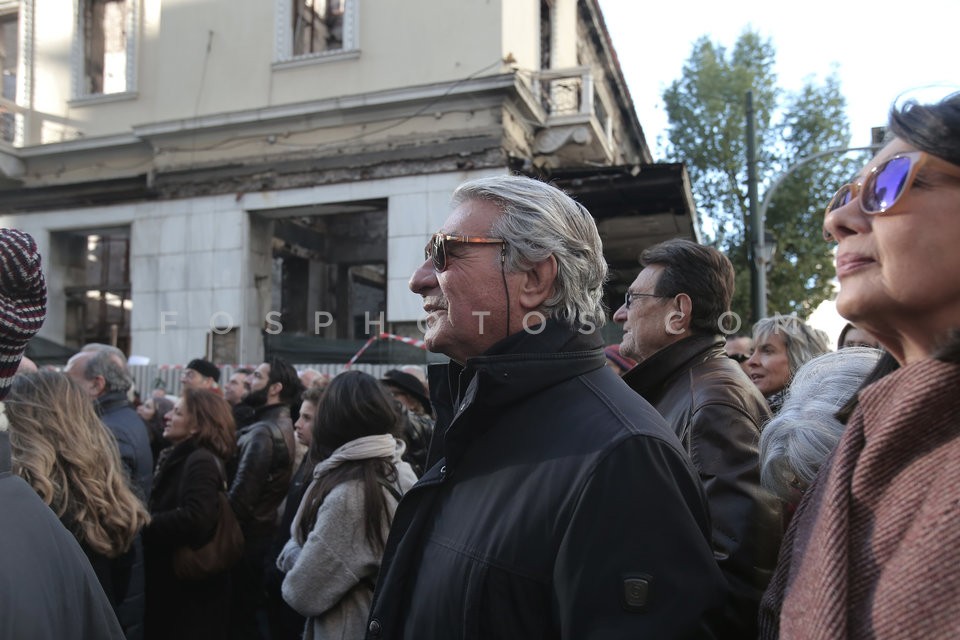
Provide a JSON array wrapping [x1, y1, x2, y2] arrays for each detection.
[[0, 90, 957, 639]]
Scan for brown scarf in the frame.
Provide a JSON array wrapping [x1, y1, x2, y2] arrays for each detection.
[[759, 356, 960, 639]]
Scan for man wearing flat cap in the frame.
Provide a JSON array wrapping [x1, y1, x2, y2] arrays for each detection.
[[181, 358, 221, 392], [381, 369, 434, 476]]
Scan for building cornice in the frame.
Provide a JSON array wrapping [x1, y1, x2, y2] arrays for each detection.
[[6, 71, 533, 161], [133, 72, 524, 140]]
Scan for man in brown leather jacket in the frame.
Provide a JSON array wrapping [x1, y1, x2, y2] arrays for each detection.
[[613, 239, 783, 638], [228, 355, 302, 640]]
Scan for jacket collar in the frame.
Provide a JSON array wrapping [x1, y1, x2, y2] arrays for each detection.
[[244, 403, 289, 427], [94, 390, 131, 415], [432, 321, 605, 408], [153, 437, 201, 489], [426, 320, 605, 468], [622, 334, 725, 398]]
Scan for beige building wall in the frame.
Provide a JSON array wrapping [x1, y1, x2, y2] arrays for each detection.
[[0, 0, 659, 365]]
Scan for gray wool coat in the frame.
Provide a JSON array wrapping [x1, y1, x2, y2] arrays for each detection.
[[278, 460, 417, 640]]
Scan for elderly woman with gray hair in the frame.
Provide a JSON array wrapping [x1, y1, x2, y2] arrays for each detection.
[[758, 347, 881, 516], [745, 315, 830, 414]]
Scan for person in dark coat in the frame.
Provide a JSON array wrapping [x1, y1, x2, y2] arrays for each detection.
[[0, 227, 124, 640], [380, 369, 434, 476], [229, 356, 301, 640], [137, 395, 175, 462], [0, 464, 127, 639], [264, 384, 325, 639], [143, 389, 238, 640], [367, 176, 729, 638], [613, 239, 784, 637], [5, 372, 152, 640], [65, 347, 154, 501], [65, 346, 154, 635]]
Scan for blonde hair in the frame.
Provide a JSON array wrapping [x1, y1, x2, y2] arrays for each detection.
[[5, 371, 150, 557]]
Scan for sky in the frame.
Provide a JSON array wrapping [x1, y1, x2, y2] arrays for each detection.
[[596, 0, 957, 342], [597, 0, 958, 156]]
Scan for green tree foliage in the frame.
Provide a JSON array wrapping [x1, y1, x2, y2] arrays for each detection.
[[662, 29, 865, 322]]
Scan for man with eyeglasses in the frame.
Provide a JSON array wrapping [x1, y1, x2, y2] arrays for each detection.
[[612, 238, 782, 638], [366, 176, 729, 639]]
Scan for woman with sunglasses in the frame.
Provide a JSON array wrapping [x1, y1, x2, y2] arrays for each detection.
[[759, 92, 960, 638]]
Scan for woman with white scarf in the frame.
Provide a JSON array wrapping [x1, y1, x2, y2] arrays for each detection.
[[276, 370, 417, 640]]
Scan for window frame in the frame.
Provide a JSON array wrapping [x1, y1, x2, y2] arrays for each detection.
[[71, 0, 139, 103], [274, 0, 359, 69]]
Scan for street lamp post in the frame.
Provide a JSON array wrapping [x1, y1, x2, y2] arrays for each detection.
[[746, 133, 883, 322], [745, 92, 763, 322]]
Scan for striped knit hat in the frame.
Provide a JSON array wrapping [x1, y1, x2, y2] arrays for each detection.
[[0, 229, 47, 401]]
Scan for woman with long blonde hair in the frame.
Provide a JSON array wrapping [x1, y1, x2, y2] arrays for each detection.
[[5, 371, 151, 637]]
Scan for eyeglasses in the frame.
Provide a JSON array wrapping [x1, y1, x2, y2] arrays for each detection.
[[825, 151, 935, 220], [624, 290, 668, 309], [425, 232, 504, 273], [727, 353, 750, 363]]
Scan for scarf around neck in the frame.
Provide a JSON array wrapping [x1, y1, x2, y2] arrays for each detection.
[[290, 434, 404, 540], [759, 355, 960, 639]]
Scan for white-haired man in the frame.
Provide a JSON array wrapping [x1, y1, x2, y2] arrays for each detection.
[[366, 176, 729, 639]]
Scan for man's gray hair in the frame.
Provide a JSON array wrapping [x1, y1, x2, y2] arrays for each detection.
[[452, 175, 608, 328], [759, 347, 881, 502], [752, 315, 830, 377], [82, 350, 133, 395]]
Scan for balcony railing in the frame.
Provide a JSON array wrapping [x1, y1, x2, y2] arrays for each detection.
[[0, 95, 22, 145], [531, 66, 614, 153]]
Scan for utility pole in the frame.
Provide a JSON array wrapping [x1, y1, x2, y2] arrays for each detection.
[[747, 91, 883, 323], [745, 91, 764, 323]]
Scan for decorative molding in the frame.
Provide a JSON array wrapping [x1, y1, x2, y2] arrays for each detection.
[[18, 0, 34, 147], [68, 90, 138, 107], [133, 73, 517, 139]]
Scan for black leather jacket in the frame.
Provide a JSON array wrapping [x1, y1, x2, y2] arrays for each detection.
[[623, 333, 784, 638], [367, 322, 729, 639], [228, 404, 295, 537]]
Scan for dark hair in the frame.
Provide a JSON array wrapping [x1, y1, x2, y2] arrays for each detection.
[[180, 388, 237, 460], [298, 371, 402, 552], [889, 91, 960, 165], [265, 356, 305, 405], [146, 396, 174, 433], [641, 238, 734, 335], [837, 322, 855, 350]]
